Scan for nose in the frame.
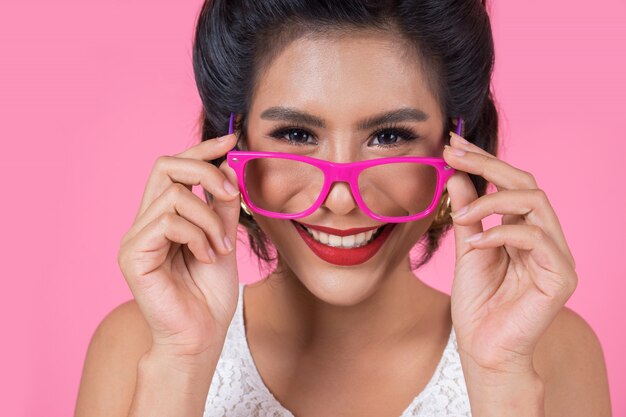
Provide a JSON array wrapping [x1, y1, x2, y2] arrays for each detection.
[[321, 181, 359, 216]]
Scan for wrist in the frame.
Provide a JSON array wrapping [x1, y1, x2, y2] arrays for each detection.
[[141, 340, 224, 378], [467, 372, 544, 417], [130, 348, 223, 417], [460, 352, 545, 417]]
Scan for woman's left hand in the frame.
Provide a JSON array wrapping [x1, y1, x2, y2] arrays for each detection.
[[444, 131, 578, 378]]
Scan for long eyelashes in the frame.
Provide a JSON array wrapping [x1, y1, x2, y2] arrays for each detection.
[[268, 123, 316, 146], [370, 125, 419, 147], [267, 123, 421, 148]]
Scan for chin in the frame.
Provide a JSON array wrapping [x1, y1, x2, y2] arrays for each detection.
[[288, 266, 386, 307], [256, 216, 423, 305]]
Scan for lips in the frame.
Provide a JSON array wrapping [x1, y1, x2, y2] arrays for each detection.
[[292, 220, 396, 266]]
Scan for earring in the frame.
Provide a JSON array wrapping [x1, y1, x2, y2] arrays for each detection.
[[240, 199, 253, 217], [433, 190, 452, 224]]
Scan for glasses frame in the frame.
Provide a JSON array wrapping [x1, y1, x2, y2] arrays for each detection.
[[226, 112, 461, 223]]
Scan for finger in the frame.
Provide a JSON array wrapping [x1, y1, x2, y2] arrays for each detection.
[[137, 154, 240, 218], [446, 169, 485, 259], [464, 224, 576, 300], [175, 133, 237, 159], [443, 146, 538, 191], [120, 212, 216, 284], [125, 182, 232, 255], [119, 213, 215, 317], [450, 189, 575, 268], [213, 159, 241, 254], [449, 131, 497, 159]]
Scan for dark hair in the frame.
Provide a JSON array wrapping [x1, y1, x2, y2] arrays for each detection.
[[192, 0, 498, 272]]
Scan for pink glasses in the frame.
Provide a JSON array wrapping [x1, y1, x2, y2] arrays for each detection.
[[226, 113, 459, 223]]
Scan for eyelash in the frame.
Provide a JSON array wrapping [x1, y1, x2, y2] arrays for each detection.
[[267, 123, 420, 148]]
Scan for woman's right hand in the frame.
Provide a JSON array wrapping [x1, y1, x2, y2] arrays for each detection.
[[117, 132, 241, 361]]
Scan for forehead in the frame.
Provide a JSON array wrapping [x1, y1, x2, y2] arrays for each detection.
[[248, 31, 442, 124]]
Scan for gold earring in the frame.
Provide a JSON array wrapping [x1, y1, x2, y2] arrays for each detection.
[[240, 199, 253, 217], [433, 190, 452, 224]]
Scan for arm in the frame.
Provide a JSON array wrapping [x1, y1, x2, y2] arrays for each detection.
[[461, 307, 611, 417], [129, 347, 223, 417], [460, 354, 545, 417], [74, 300, 225, 417], [442, 133, 611, 417], [535, 307, 611, 417]]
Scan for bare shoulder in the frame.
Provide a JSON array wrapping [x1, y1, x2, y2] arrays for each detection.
[[75, 299, 153, 417], [533, 306, 612, 417]]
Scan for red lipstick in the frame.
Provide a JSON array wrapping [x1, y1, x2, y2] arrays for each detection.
[[292, 221, 396, 266]]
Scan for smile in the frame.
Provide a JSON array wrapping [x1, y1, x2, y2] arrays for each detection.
[[301, 225, 383, 248], [291, 220, 396, 266]]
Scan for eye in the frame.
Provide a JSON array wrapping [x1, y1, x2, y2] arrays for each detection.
[[369, 126, 419, 148], [267, 124, 420, 147], [268, 125, 317, 146]]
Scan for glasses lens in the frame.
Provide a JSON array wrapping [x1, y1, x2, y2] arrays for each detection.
[[244, 157, 324, 215], [243, 157, 440, 219], [358, 162, 439, 218]]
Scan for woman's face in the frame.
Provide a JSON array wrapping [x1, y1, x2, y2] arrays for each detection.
[[242, 30, 447, 303]]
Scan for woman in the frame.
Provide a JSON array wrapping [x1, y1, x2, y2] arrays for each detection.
[[75, 0, 611, 416]]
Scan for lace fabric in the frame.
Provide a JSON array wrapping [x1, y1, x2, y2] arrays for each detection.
[[204, 283, 472, 416]]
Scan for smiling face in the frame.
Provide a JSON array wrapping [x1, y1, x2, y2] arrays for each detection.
[[240, 30, 448, 303]]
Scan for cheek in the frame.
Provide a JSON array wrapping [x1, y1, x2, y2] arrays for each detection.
[[358, 163, 440, 217], [252, 217, 316, 272], [394, 213, 438, 253], [244, 158, 325, 214], [251, 216, 294, 253], [380, 220, 431, 268]]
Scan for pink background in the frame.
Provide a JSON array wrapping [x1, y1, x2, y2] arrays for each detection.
[[1, 1, 624, 415]]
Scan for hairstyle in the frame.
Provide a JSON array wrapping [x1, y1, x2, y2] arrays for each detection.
[[192, 0, 498, 271]]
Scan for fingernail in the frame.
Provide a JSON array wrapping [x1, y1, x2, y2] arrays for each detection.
[[450, 205, 469, 219], [217, 133, 235, 142], [464, 232, 483, 243], [207, 247, 216, 262], [223, 179, 239, 196], [450, 131, 470, 145], [445, 145, 466, 156], [223, 235, 234, 252]]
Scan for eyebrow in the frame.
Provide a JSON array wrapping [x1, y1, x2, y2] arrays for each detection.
[[259, 106, 430, 130]]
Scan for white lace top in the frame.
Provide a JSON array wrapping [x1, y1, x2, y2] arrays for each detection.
[[204, 283, 472, 416]]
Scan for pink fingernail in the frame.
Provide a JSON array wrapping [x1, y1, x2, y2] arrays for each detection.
[[451, 147, 466, 156]]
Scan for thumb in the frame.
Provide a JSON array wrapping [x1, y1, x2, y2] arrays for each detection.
[[214, 159, 241, 254], [446, 170, 483, 260]]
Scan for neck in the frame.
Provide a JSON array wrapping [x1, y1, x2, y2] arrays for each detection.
[[252, 256, 442, 358]]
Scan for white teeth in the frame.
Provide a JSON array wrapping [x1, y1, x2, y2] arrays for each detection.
[[302, 225, 382, 248], [328, 234, 342, 247]]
